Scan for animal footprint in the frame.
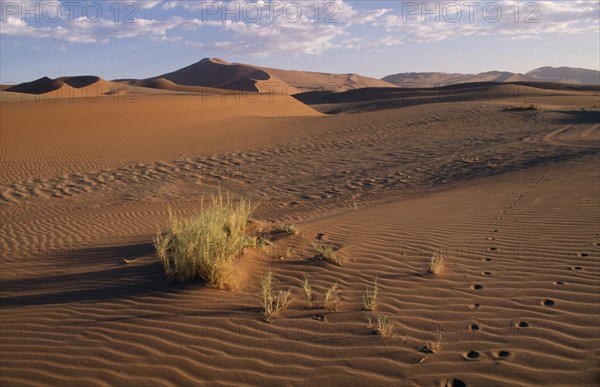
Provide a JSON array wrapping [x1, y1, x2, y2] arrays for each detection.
[[495, 350, 511, 360], [464, 351, 480, 360], [541, 299, 555, 307]]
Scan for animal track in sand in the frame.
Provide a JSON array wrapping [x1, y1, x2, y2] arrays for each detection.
[[469, 324, 480, 331], [542, 299, 555, 307], [468, 303, 481, 310], [517, 321, 529, 328], [482, 272, 492, 276], [444, 379, 467, 387], [464, 351, 480, 360], [578, 252, 589, 257], [495, 350, 512, 360], [569, 266, 583, 271], [553, 281, 566, 285], [472, 284, 483, 290]]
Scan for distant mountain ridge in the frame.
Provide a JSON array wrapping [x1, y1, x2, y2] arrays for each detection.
[[382, 66, 599, 87]]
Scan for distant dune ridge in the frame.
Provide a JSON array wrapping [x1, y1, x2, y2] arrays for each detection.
[[4, 75, 126, 98], [128, 58, 397, 93], [3, 60, 598, 98], [383, 66, 600, 87]]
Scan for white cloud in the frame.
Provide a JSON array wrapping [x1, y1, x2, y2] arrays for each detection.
[[0, 0, 597, 55], [139, 1, 163, 10], [382, 0, 599, 42]]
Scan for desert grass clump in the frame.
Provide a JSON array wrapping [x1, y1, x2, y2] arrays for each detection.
[[428, 250, 444, 275], [366, 312, 393, 337], [154, 191, 256, 289], [362, 277, 379, 311], [277, 224, 297, 235], [313, 242, 342, 265], [323, 283, 341, 311], [260, 271, 293, 322], [302, 275, 313, 308]]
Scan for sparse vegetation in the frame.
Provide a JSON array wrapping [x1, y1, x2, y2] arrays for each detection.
[[277, 224, 297, 235], [375, 313, 393, 337], [323, 283, 341, 311], [313, 242, 342, 265], [154, 191, 256, 289], [254, 232, 273, 249], [260, 271, 293, 322], [302, 275, 313, 308], [366, 312, 393, 337], [362, 277, 379, 311], [428, 250, 444, 275]]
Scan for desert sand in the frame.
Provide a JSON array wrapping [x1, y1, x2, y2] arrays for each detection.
[[0, 62, 599, 386]]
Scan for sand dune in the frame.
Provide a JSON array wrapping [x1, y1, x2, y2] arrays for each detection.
[[125, 58, 397, 94], [0, 79, 598, 386], [294, 82, 600, 114]]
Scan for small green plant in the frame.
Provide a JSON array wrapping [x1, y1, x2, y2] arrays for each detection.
[[362, 277, 379, 311], [260, 271, 293, 322], [277, 224, 297, 235], [428, 250, 444, 275], [323, 283, 341, 311], [313, 242, 342, 265], [302, 275, 313, 308], [154, 191, 256, 289]]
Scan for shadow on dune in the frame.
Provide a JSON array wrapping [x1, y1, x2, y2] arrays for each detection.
[[0, 242, 199, 308], [554, 109, 600, 124]]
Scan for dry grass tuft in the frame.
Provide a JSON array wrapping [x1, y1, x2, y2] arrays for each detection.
[[312, 242, 342, 265], [366, 312, 393, 337], [428, 250, 444, 275], [302, 275, 313, 308], [277, 224, 297, 235], [260, 271, 293, 322], [154, 191, 256, 289], [362, 277, 379, 311], [323, 283, 341, 311]]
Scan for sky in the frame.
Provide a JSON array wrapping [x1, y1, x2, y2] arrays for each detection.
[[1, 0, 599, 83]]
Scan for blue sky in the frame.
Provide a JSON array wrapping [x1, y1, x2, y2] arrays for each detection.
[[1, 0, 598, 83]]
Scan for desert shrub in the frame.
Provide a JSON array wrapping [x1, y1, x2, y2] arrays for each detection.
[[154, 191, 256, 289]]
